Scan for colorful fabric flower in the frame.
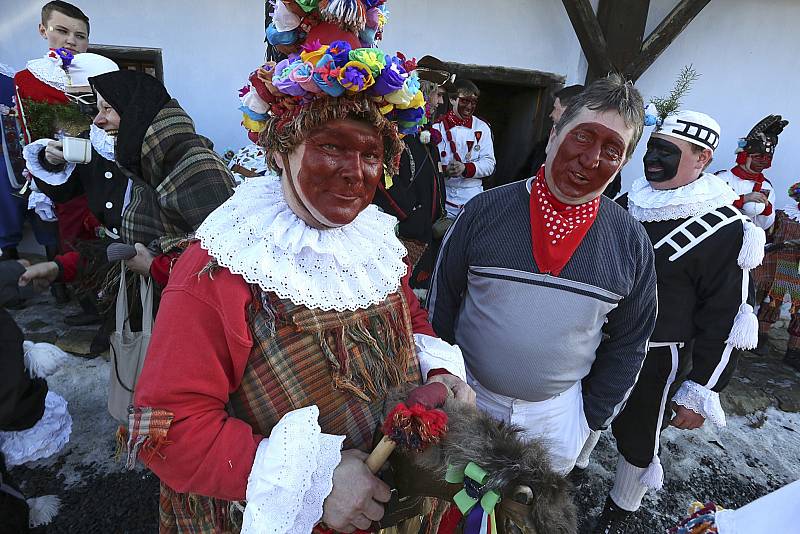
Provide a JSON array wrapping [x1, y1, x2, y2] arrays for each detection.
[[384, 71, 419, 106], [370, 56, 406, 96], [365, 7, 382, 29], [273, 59, 306, 96], [242, 113, 266, 133], [54, 48, 74, 68], [327, 40, 353, 67], [272, 0, 302, 31], [294, 0, 319, 13], [338, 60, 375, 92], [240, 105, 268, 122], [358, 28, 378, 47], [289, 61, 322, 93], [300, 42, 329, 67], [241, 88, 269, 114], [396, 89, 424, 111], [266, 22, 299, 46], [393, 106, 424, 123], [348, 48, 386, 78], [312, 54, 346, 97]]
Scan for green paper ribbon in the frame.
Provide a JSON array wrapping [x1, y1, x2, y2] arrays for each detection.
[[446, 462, 501, 515]]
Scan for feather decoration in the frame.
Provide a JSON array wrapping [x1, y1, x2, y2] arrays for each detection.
[[650, 65, 700, 127]]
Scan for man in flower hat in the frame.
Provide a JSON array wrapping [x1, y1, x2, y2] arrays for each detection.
[[126, 1, 473, 532]]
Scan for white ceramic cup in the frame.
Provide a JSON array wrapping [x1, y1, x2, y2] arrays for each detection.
[[62, 136, 92, 164]]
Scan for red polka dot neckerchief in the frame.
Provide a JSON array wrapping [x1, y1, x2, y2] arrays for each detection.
[[529, 166, 600, 276]]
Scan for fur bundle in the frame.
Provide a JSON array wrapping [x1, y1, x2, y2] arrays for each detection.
[[406, 400, 578, 534]]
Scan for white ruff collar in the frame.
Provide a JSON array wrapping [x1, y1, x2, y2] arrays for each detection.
[[628, 173, 739, 222], [784, 204, 800, 223], [26, 53, 69, 91], [195, 172, 407, 312]]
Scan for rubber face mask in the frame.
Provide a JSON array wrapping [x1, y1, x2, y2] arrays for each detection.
[[643, 137, 682, 182]]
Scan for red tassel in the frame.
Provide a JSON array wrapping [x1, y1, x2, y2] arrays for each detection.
[[437, 505, 463, 534]]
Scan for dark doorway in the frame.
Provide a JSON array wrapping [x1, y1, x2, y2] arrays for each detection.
[[442, 63, 564, 188]]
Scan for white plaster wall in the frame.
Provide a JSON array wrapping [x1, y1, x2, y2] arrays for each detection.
[[0, 0, 265, 152], [627, 0, 800, 207], [381, 0, 591, 84]]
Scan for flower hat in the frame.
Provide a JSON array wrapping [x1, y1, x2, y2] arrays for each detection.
[[238, 0, 427, 174]]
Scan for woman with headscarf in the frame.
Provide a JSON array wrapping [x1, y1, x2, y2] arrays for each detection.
[[20, 70, 234, 292], [123, 4, 472, 531]]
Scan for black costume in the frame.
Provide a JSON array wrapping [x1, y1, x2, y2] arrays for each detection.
[[372, 134, 445, 285], [612, 172, 763, 491]]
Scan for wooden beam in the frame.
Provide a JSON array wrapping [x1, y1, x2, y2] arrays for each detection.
[[561, 0, 615, 77], [587, 0, 650, 81], [441, 62, 565, 89], [623, 0, 710, 81]]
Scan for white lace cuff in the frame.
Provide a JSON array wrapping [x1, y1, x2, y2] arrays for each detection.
[[242, 405, 344, 534], [414, 333, 466, 381], [0, 391, 72, 466], [672, 380, 726, 428], [22, 139, 76, 186]]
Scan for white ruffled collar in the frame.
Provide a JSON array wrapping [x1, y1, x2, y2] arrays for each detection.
[[26, 52, 69, 91], [784, 204, 800, 223], [628, 173, 739, 222], [195, 172, 408, 312]]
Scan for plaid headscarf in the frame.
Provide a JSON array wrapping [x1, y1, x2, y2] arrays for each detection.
[[119, 100, 235, 252]]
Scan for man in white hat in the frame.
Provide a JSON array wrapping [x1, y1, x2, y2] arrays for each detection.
[[589, 109, 766, 533]]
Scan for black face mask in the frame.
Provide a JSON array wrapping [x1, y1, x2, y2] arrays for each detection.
[[643, 137, 682, 182]]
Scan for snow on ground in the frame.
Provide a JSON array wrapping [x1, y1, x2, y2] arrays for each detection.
[[7, 348, 800, 532]]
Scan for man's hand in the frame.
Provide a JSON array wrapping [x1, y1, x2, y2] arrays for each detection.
[[44, 140, 66, 166], [426, 373, 476, 405], [321, 449, 391, 532], [18, 261, 60, 289], [125, 243, 156, 276], [669, 402, 705, 430], [446, 161, 466, 177], [742, 191, 768, 204]]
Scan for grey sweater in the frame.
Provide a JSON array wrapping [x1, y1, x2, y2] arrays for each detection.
[[429, 179, 657, 430]]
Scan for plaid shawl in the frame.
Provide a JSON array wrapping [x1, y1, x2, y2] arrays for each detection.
[[134, 285, 422, 533], [120, 100, 234, 253]]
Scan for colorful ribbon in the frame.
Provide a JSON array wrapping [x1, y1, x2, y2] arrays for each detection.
[[446, 462, 500, 534]]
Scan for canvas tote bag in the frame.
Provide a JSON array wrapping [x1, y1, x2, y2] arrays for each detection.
[[107, 264, 153, 423]]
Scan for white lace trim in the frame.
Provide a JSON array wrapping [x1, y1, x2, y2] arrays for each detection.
[[196, 172, 409, 312], [23, 139, 76, 186], [784, 204, 800, 223], [26, 55, 69, 91], [242, 406, 343, 534], [672, 380, 726, 428], [414, 333, 466, 381], [0, 391, 72, 466], [628, 174, 739, 222]]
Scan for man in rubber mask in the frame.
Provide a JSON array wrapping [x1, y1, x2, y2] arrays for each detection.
[[586, 109, 766, 533]]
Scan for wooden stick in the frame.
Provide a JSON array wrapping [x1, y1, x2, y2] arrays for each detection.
[[366, 435, 396, 474]]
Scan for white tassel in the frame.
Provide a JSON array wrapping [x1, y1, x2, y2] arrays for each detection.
[[23, 341, 69, 379], [27, 495, 61, 527], [321, 0, 366, 30], [737, 220, 765, 270], [639, 456, 664, 491], [726, 303, 759, 350]]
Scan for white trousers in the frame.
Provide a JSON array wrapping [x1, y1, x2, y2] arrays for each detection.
[[468, 373, 591, 475], [444, 184, 483, 218]]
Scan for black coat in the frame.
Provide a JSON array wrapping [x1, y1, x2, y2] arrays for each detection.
[[372, 135, 445, 246], [34, 134, 128, 240], [0, 308, 47, 432]]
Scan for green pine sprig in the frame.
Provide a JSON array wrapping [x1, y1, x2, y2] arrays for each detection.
[[650, 65, 700, 123]]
